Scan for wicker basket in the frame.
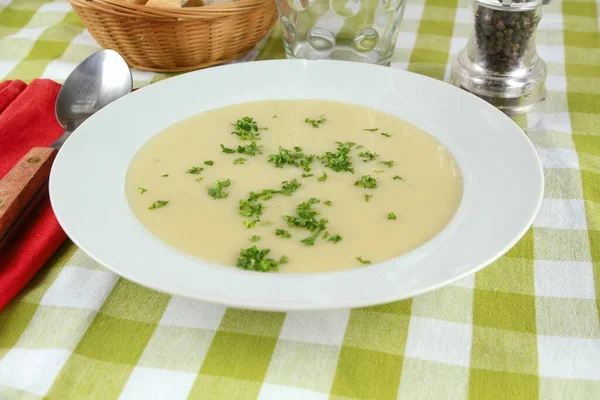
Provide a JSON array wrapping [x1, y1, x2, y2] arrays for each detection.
[[68, 0, 277, 72]]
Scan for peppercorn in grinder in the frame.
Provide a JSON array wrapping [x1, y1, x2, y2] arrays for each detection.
[[450, 0, 550, 115]]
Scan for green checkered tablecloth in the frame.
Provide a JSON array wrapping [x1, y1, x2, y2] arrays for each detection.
[[1, 0, 600, 398]]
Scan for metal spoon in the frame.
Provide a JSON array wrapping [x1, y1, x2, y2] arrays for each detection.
[[0, 49, 132, 250]]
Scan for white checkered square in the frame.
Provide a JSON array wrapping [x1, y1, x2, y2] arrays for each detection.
[[279, 310, 350, 346], [0, 349, 70, 396], [538, 336, 600, 380], [546, 75, 568, 92], [258, 384, 328, 400], [160, 296, 225, 330], [404, 317, 472, 367], [534, 199, 588, 230], [119, 367, 195, 400], [536, 148, 579, 170], [41, 267, 117, 310], [537, 45, 565, 64], [535, 261, 596, 299], [403, 3, 424, 20]]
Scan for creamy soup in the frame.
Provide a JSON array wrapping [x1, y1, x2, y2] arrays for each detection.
[[126, 100, 463, 273]]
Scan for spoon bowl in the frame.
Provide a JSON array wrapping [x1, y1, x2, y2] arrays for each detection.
[[56, 49, 132, 133]]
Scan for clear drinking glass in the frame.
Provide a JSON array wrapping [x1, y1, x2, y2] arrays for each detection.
[[276, 0, 407, 65]]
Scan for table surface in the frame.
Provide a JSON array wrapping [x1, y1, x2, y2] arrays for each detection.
[[1, 0, 600, 398]]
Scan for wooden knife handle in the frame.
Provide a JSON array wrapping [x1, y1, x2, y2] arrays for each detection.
[[0, 147, 58, 251]]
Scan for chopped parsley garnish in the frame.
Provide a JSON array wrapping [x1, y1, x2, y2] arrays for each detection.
[[196, 177, 203, 182], [323, 200, 333, 206], [284, 198, 329, 246], [302, 173, 314, 178], [320, 142, 355, 173], [233, 157, 247, 165], [393, 175, 404, 181], [379, 160, 395, 168], [363, 128, 378, 132], [279, 179, 302, 196], [138, 187, 147, 194], [381, 132, 392, 137], [220, 144, 236, 154], [317, 172, 328, 182], [272, 114, 278, 118], [250, 235, 261, 242], [244, 219, 258, 228], [237, 141, 262, 156], [231, 117, 261, 141], [328, 234, 342, 243], [388, 212, 397, 220], [204, 160, 214, 166], [268, 147, 314, 171], [305, 116, 326, 128], [356, 256, 371, 264], [322, 231, 330, 239], [236, 246, 284, 272], [208, 179, 231, 199], [260, 220, 274, 226], [358, 151, 378, 162], [149, 200, 168, 210], [239, 197, 264, 218], [275, 229, 292, 238], [364, 194, 373, 202], [186, 166, 204, 175], [300, 230, 322, 246], [355, 175, 377, 189], [161, 174, 169, 177]]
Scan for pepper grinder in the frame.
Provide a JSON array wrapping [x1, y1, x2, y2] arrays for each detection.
[[450, 0, 550, 115]]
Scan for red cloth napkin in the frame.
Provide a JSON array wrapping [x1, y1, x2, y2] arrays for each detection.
[[0, 80, 67, 310]]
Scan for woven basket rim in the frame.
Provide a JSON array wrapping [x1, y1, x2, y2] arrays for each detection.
[[69, 0, 274, 19]]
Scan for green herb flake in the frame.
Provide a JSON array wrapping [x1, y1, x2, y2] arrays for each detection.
[[250, 235, 261, 242], [195, 177, 203, 182], [305, 116, 326, 128], [363, 128, 378, 132], [279, 179, 302, 196], [322, 231, 330, 239], [208, 179, 231, 199], [237, 141, 263, 156], [358, 151, 378, 162], [138, 187, 147, 194], [364, 194, 373, 202], [388, 212, 397, 220], [317, 172, 328, 182], [239, 196, 264, 218], [186, 166, 204, 175], [323, 200, 333, 206], [231, 117, 261, 141], [268, 147, 314, 171], [320, 142, 355, 173], [356, 256, 371, 264], [272, 114, 278, 118], [279, 255, 288, 264], [355, 175, 377, 189], [302, 173, 314, 178], [374, 170, 385, 173], [244, 219, 258, 229], [161, 174, 169, 178], [236, 246, 283, 272], [149, 200, 169, 210], [284, 199, 328, 246], [204, 160, 214, 166], [381, 132, 392, 137], [393, 175, 404, 181], [379, 160, 395, 168], [233, 157, 247, 165], [220, 144, 236, 154], [275, 229, 292, 238], [328, 234, 342, 243], [260, 220, 274, 226]]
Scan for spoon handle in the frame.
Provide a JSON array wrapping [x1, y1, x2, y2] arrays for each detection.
[[0, 147, 57, 251]]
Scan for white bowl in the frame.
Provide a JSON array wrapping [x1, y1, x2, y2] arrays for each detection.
[[49, 60, 543, 311]]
